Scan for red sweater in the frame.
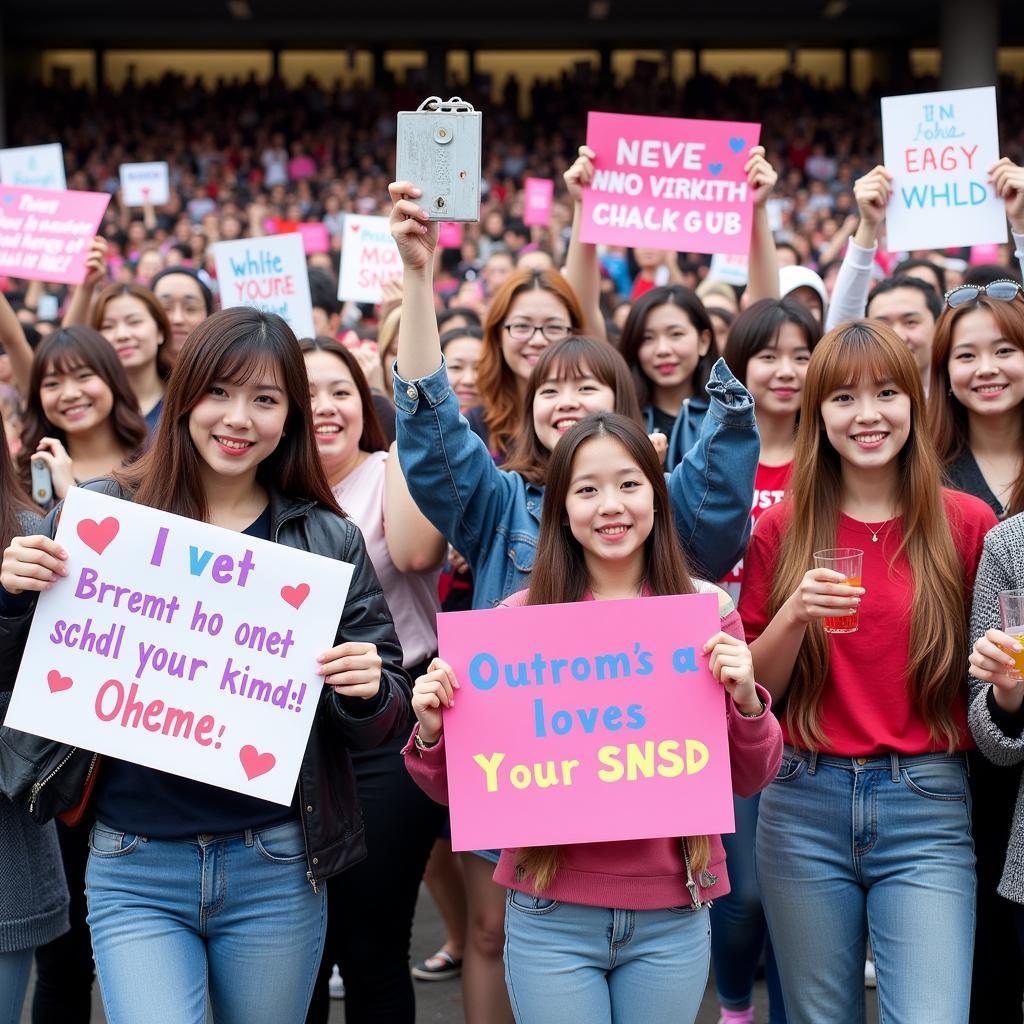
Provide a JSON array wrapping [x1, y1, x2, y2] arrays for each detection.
[[739, 488, 997, 756], [403, 592, 783, 911]]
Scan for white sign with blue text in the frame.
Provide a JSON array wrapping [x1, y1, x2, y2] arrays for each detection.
[[881, 86, 1006, 252]]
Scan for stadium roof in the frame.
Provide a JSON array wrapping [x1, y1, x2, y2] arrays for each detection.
[[6, 0, 1023, 49]]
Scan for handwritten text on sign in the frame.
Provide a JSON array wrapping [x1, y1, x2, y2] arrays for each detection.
[[580, 112, 760, 256], [4, 488, 354, 805], [338, 214, 402, 304], [437, 593, 734, 850], [0, 185, 110, 285], [214, 233, 315, 339], [0, 144, 66, 191], [119, 162, 170, 207], [881, 86, 1005, 252]]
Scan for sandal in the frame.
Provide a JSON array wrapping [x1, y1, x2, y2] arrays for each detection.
[[411, 949, 463, 981]]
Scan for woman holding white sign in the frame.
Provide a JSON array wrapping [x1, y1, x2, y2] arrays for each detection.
[[0, 307, 411, 1024], [740, 321, 996, 1023], [404, 412, 783, 1024]]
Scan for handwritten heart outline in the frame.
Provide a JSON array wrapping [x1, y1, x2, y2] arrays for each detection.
[[77, 516, 120, 555], [47, 669, 73, 693], [239, 745, 276, 781], [280, 583, 311, 609]]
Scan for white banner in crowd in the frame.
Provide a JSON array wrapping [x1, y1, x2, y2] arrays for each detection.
[[213, 233, 316, 339], [0, 144, 67, 191], [338, 214, 403, 304], [5, 488, 355, 805], [119, 161, 170, 206], [881, 86, 1006, 252], [708, 252, 749, 286]]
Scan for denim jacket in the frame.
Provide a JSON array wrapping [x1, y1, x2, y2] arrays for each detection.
[[394, 356, 759, 609]]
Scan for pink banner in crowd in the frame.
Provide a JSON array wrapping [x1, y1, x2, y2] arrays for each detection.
[[0, 185, 110, 284], [580, 112, 760, 256], [437, 593, 734, 851], [297, 222, 330, 254], [437, 221, 464, 249], [523, 177, 555, 226]]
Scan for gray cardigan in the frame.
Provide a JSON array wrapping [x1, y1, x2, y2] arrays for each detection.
[[0, 509, 69, 951], [968, 512, 1024, 905]]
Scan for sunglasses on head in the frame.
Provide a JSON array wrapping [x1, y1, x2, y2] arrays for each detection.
[[944, 279, 1023, 309]]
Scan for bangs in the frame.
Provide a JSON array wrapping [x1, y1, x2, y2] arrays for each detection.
[[535, 337, 618, 388], [210, 336, 284, 389], [41, 334, 97, 377], [818, 327, 917, 397]]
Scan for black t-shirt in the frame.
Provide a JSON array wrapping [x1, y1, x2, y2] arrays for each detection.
[[649, 405, 677, 437], [92, 505, 299, 837]]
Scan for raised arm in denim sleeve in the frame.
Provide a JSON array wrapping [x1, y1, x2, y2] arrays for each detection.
[[393, 359, 521, 572], [824, 238, 876, 332], [668, 358, 759, 580]]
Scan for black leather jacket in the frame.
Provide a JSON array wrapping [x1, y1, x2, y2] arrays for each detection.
[[0, 480, 411, 891]]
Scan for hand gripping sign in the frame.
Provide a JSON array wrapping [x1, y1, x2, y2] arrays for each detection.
[[5, 488, 355, 805]]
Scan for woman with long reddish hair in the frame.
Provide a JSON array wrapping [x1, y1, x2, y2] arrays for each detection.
[[470, 269, 584, 459], [404, 413, 781, 1024], [740, 321, 996, 1023], [0, 308, 409, 1023]]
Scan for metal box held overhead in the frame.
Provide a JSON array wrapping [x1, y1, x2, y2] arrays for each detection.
[[396, 96, 482, 223]]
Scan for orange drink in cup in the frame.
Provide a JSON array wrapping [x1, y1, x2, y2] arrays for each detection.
[[813, 548, 864, 635], [998, 589, 1024, 674]]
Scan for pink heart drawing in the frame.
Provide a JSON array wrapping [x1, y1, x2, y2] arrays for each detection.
[[77, 517, 119, 555], [47, 669, 73, 693], [350, 223, 360, 233], [239, 745, 276, 781], [280, 583, 310, 609]]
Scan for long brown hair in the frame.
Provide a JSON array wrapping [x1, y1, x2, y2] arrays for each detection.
[[517, 412, 708, 889], [117, 309, 340, 522], [298, 336, 388, 454], [770, 321, 967, 751], [502, 336, 643, 485], [18, 327, 148, 492], [928, 294, 1024, 515], [478, 270, 584, 457], [91, 283, 176, 381], [0, 410, 36, 546]]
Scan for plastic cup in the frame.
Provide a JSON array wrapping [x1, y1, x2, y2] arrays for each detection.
[[813, 547, 864, 635], [998, 589, 1024, 674]]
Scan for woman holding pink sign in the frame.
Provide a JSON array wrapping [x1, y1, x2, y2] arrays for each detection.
[[0, 307, 411, 1024], [740, 321, 996, 1024], [404, 412, 782, 1024]]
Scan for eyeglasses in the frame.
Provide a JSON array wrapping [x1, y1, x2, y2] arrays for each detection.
[[944, 279, 1023, 309], [503, 322, 572, 343]]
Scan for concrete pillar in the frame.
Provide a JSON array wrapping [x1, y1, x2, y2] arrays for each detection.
[[94, 47, 106, 92], [426, 46, 445, 93], [941, 0, 998, 89]]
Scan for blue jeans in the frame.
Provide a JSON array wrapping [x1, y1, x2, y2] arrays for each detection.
[[86, 819, 327, 1024], [0, 949, 33, 1024], [503, 889, 710, 1024], [756, 748, 976, 1024], [711, 792, 787, 1023]]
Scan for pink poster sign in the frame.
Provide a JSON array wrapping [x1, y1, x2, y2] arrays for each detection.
[[0, 185, 110, 284], [437, 593, 735, 851], [970, 243, 1001, 265], [298, 222, 330, 254], [437, 221, 464, 249], [523, 177, 555, 226], [580, 112, 760, 256]]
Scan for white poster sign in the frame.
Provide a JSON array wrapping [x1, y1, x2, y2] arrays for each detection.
[[338, 214, 402, 304], [119, 161, 170, 206], [0, 144, 66, 191], [5, 488, 354, 804]]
